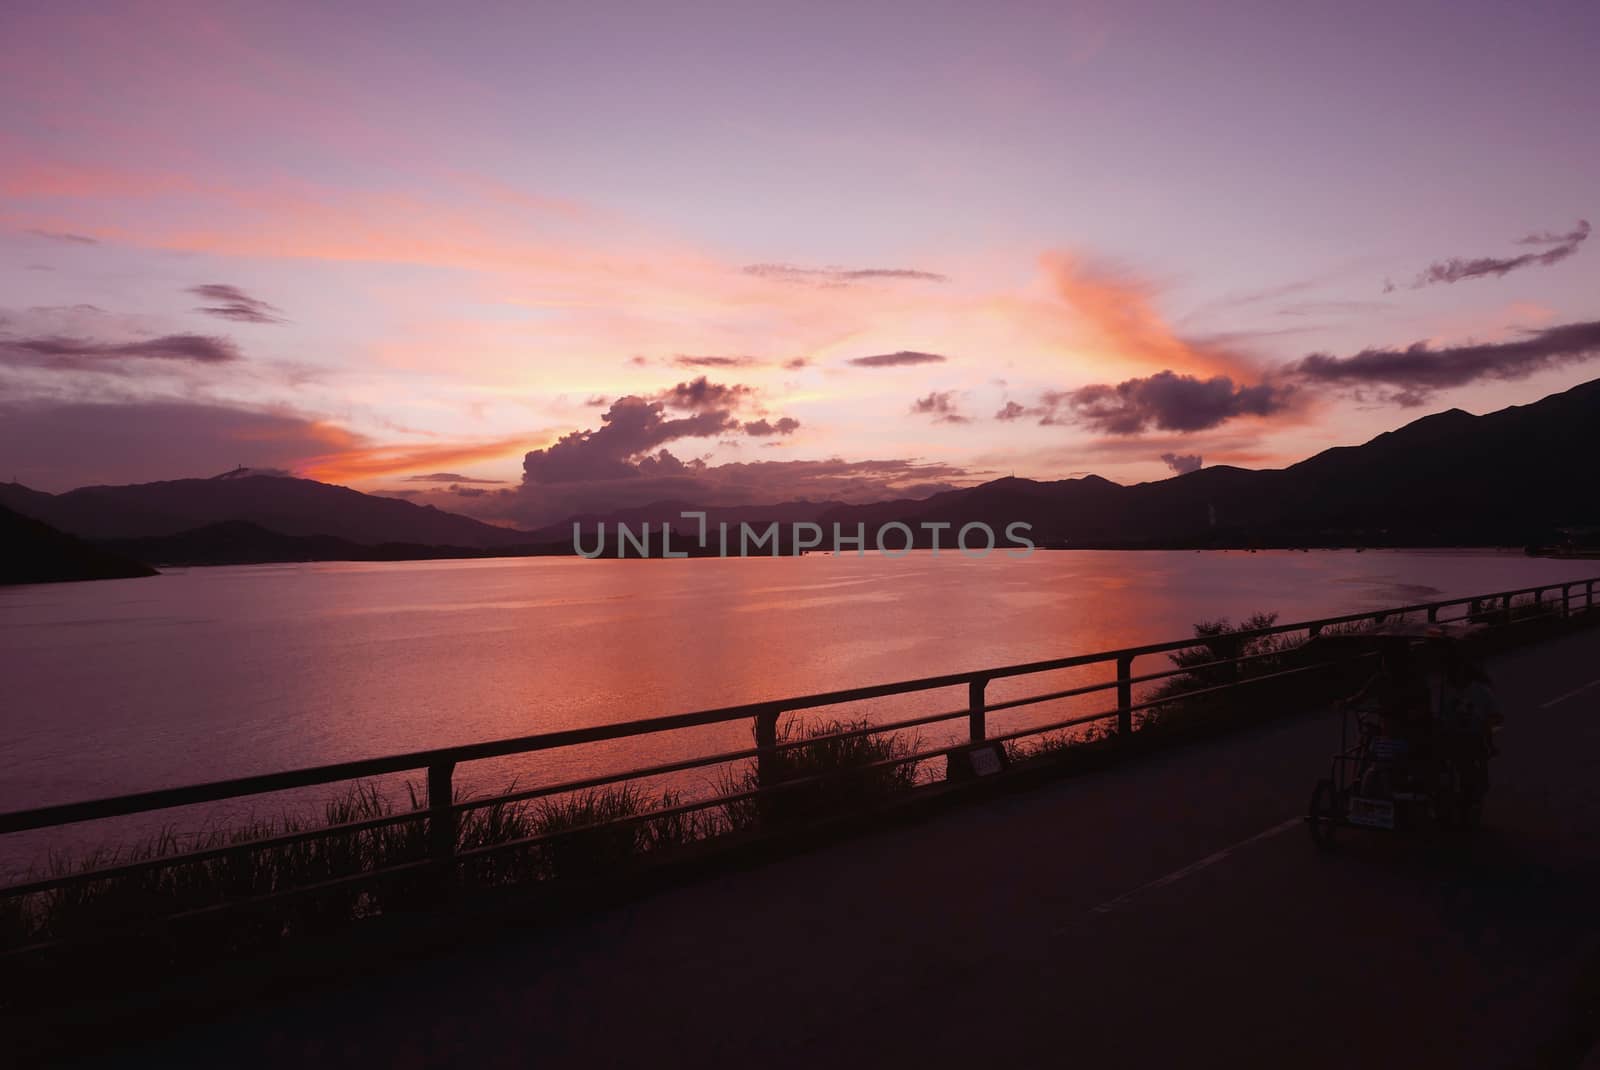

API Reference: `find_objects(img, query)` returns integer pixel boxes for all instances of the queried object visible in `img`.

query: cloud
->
[402,472,507,484]
[583,395,608,406]
[502,394,974,525]
[741,417,800,437]
[522,396,739,484]
[995,400,1027,421]
[847,350,948,368]
[782,357,811,370]
[499,454,976,528]
[1161,452,1203,475]
[0,331,241,371]
[1287,318,1600,405]
[25,228,98,245]
[1041,253,1255,379]
[910,391,969,424]
[296,434,533,484]
[0,395,530,492]
[1052,371,1294,434]
[672,354,760,368]
[1409,220,1589,288]
[187,283,284,324]
[0,398,349,490]
[654,375,755,412]
[742,264,947,286]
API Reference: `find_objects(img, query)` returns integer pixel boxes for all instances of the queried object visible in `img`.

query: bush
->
[718,717,921,831]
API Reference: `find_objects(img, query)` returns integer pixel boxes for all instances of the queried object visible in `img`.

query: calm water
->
[2,550,1596,868]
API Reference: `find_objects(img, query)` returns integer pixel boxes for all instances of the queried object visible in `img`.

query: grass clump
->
[526,785,710,880]
[718,717,921,831]
[0,780,713,961]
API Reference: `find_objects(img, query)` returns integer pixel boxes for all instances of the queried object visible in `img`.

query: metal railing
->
[2,575,1596,943]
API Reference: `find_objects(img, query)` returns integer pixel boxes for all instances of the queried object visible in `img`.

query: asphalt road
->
[96,627,1600,1068]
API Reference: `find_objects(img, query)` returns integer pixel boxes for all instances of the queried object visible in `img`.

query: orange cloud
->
[1041,252,1257,380]
[297,431,539,485]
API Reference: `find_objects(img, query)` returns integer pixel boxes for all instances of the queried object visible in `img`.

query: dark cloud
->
[847,350,948,368]
[783,357,811,370]
[498,454,974,528]
[673,354,760,368]
[26,229,98,245]
[1517,220,1593,246]
[1054,371,1293,434]
[187,284,284,324]
[1288,318,1600,405]
[502,393,974,526]
[655,375,755,412]
[1409,219,1589,288]
[403,472,506,484]
[742,417,800,437]
[0,332,242,371]
[995,400,1027,421]
[0,398,345,490]
[522,396,738,484]
[1161,452,1203,475]
[742,264,947,286]
[910,391,969,424]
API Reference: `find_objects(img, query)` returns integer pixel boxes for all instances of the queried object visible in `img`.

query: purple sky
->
[1,0,1597,524]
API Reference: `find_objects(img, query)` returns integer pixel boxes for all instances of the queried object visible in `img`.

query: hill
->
[7,378,1599,564]
[0,504,159,585]
[0,471,530,548]
[813,377,1600,548]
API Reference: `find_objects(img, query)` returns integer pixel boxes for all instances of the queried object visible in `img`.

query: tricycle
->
[1306,622,1496,848]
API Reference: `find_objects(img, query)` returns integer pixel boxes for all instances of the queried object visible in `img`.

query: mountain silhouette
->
[0,504,158,585]
[815,377,1600,548]
[0,472,530,548]
[5,378,1599,567]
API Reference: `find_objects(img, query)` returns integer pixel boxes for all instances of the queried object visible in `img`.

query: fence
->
[2,575,1595,952]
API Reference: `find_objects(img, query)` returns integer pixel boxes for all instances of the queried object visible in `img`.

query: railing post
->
[1502,593,1514,625]
[1116,655,1134,738]
[1562,584,1571,619]
[427,760,456,875]
[968,677,988,743]
[755,706,781,791]
[1426,604,1439,623]
[1589,580,1596,614]
[1308,623,1324,638]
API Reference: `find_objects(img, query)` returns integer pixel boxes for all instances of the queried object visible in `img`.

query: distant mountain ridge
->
[811,377,1600,548]
[4,379,1599,567]
[0,472,531,548]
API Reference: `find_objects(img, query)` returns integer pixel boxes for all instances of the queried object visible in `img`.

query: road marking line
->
[1079,817,1303,920]
[1539,678,1600,710]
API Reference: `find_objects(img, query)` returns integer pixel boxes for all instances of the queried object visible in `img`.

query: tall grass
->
[717,716,922,831]
[0,779,710,957]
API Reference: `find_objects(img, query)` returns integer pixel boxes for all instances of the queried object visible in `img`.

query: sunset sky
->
[2,0,1597,526]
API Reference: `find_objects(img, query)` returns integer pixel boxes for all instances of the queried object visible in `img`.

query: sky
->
[2,0,1597,527]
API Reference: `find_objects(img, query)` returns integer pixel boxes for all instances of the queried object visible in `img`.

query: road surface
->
[91,627,1600,1068]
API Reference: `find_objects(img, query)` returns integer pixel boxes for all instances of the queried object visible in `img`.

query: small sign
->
[969,744,1004,777]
